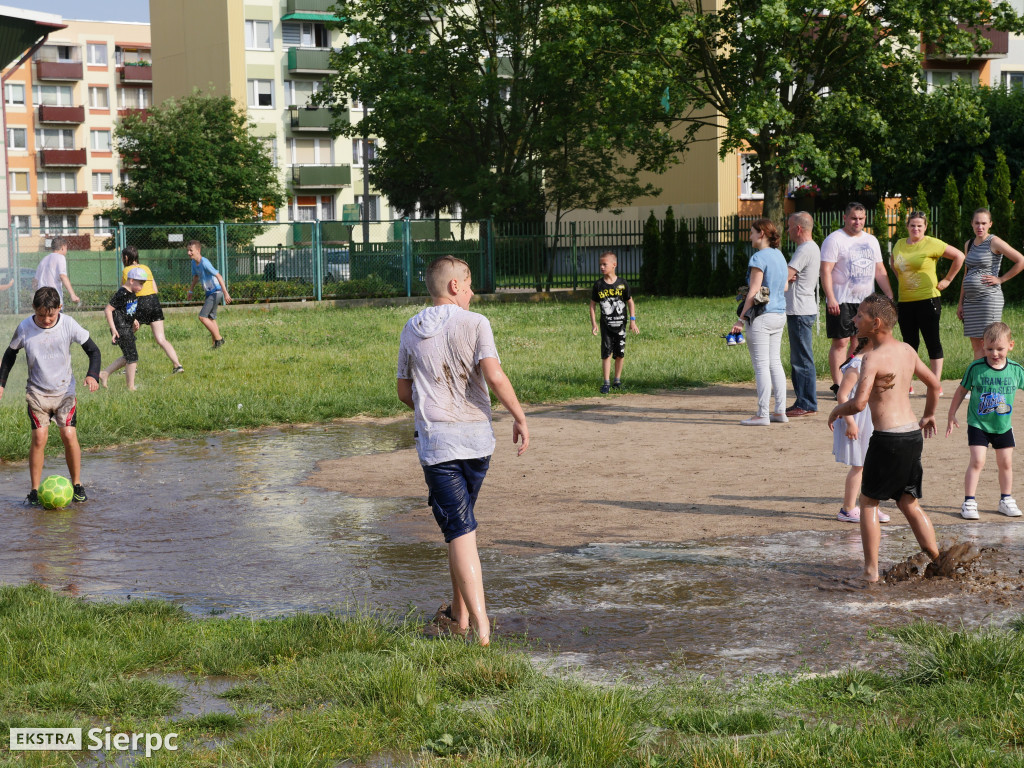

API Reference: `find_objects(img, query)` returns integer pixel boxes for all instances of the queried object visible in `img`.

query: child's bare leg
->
[448,531,490,645]
[58,426,82,486]
[99,356,126,388]
[965,445,986,497]
[859,492,883,582]
[601,356,611,382]
[150,320,181,367]
[897,493,940,560]
[995,446,1014,495]
[613,356,624,380]
[125,362,138,391]
[29,425,48,489]
[844,466,862,511]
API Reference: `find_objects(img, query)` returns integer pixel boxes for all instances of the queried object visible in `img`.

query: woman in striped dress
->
[958,208,1024,359]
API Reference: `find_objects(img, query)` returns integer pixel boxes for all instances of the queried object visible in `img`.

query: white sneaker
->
[740,415,770,426]
[769,412,789,423]
[961,499,979,520]
[999,496,1022,517]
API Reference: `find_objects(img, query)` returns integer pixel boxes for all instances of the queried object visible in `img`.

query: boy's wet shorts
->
[600,324,626,359]
[199,291,221,319]
[26,391,77,430]
[861,428,923,502]
[422,456,491,543]
[115,323,138,364]
[825,302,860,339]
[968,425,1015,449]
[135,294,165,325]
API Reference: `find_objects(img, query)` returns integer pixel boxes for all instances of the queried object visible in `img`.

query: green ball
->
[39,475,74,510]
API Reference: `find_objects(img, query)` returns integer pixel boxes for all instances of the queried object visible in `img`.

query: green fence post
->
[403,217,413,297]
[115,223,125,254]
[313,219,323,302]
[11,229,19,315]
[216,222,227,288]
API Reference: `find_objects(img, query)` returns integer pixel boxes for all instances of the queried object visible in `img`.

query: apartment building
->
[4,19,151,249]
[152,0,385,226]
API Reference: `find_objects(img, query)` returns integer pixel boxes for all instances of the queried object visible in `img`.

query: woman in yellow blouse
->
[890,211,965,388]
[120,246,184,374]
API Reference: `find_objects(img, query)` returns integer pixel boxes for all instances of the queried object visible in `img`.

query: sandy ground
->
[308,381,1010,557]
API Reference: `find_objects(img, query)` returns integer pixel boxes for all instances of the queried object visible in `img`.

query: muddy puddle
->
[2,422,1023,680]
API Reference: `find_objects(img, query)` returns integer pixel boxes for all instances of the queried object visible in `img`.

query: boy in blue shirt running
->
[186,240,232,348]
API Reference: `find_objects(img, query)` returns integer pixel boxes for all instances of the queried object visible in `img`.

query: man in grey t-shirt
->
[785,212,820,416]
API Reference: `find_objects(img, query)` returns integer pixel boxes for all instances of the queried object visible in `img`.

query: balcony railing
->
[287,47,333,73]
[925,26,1008,60]
[119,64,153,82]
[39,148,87,167]
[286,0,339,13]
[38,105,85,123]
[117,108,150,120]
[289,106,344,131]
[36,59,84,80]
[292,164,351,188]
[42,191,89,210]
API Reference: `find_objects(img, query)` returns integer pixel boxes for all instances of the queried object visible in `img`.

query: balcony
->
[285,0,339,14]
[117,108,149,120]
[925,26,1008,60]
[289,106,343,131]
[119,63,153,82]
[39,148,87,167]
[42,192,89,210]
[287,47,333,74]
[36,59,83,80]
[292,164,351,188]
[38,105,85,124]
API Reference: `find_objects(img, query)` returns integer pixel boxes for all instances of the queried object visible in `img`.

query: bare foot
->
[99,371,109,388]
[127,386,137,392]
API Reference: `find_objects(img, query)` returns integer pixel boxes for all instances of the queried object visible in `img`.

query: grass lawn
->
[0,296,1001,461]
[1,584,1022,766]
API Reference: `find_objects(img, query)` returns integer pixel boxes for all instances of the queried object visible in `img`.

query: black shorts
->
[967,425,1015,449]
[135,294,165,325]
[600,324,626,359]
[826,302,860,339]
[115,328,138,364]
[861,429,924,502]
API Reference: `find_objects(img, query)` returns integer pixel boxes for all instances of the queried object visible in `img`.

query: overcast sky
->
[24,0,148,24]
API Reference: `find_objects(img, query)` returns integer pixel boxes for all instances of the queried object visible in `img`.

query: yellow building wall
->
[151,0,246,102]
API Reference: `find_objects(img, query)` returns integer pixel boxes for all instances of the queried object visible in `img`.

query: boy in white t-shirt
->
[0,287,101,505]
[397,256,529,645]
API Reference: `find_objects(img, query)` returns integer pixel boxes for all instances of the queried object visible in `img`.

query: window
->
[93,215,112,235]
[41,215,78,234]
[119,87,151,109]
[245,20,273,50]
[291,194,334,221]
[1004,71,1024,89]
[247,79,274,108]
[4,82,24,106]
[356,194,379,220]
[36,128,75,149]
[87,43,107,65]
[740,154,762,199]
[38,172,77,192]
[926,70,975,90]
[115,46,151,65]
[12,215,30,235]
[290,137,333,164]
[91,129,112,151]
[282,21,327,48]
[120,169,131,187]
[7,127,26,150]
[263,136,278,167]
[284,79,320,107]
[352,138,377,166]
[9,171,28,194]
[39,44,76,63]
[92,172,113,193]
[89,86,109,108]
[32,84,73,106]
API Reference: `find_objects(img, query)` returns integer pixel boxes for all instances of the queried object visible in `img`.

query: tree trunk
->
[759,163,787,231]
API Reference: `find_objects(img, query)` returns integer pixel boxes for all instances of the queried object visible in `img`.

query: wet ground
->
[2,422,1023,680]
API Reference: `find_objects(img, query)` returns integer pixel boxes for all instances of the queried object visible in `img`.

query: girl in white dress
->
[832,338,891,524]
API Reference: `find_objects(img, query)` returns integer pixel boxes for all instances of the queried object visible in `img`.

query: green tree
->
[658,207,677,295]
[673,219,691,296]
[108,92,283,227]
[989,148,1013,237]
[711,247,731,297]
[320,0,681,229]
[872,197,889,245]
[1012,172,1024,250]
[962,155,989,244]
[557,0,1021,226]
[640,212,662,294]
[939,173,961,247]
[689,218,712,296]
[914,184,930,219]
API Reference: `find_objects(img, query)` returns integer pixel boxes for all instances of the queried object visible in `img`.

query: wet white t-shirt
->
[9,313,90,396]
[820,230,883,305]
[397,305,498,466]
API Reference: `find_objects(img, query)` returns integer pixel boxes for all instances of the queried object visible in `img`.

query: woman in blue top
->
[731,217,790,426]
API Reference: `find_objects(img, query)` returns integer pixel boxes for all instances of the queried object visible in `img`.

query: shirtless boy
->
[827,294,941,582]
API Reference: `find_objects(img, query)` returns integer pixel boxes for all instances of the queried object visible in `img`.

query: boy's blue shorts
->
[423,457,491,543]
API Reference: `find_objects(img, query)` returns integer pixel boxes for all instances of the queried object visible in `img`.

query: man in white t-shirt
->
[784,212,820,416]
[32,236,80,306]
[820,202,893,397]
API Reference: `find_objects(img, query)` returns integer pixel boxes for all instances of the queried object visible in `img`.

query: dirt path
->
[308,382,1005,556]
